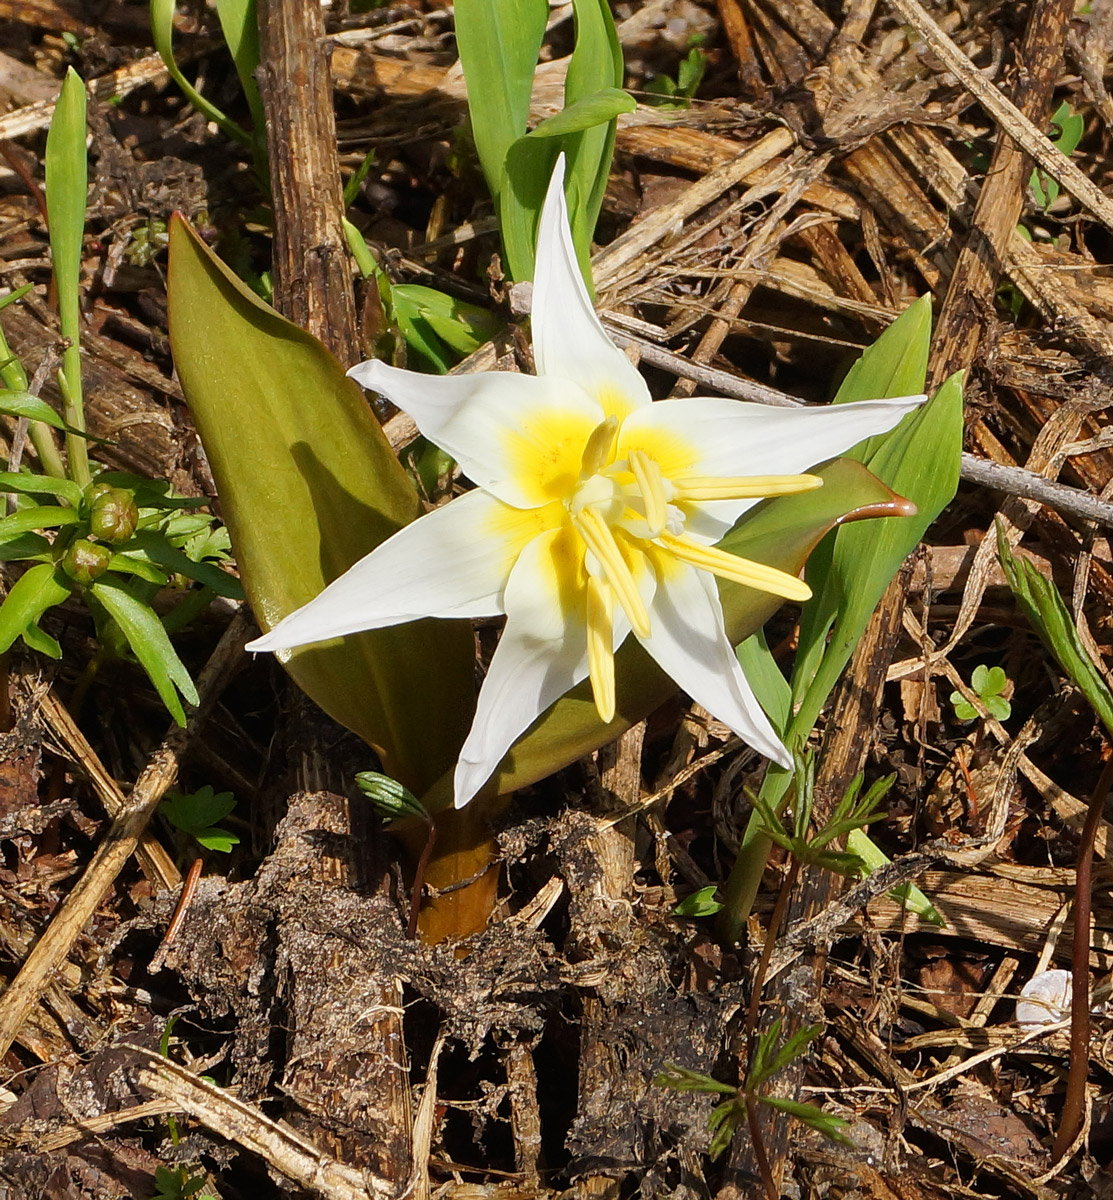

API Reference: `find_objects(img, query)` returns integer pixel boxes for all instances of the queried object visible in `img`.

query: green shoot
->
[1030,101,1084,210]
[646,46,708,108]
[672,885,723,917]
[951,663,1011,721]
[44,69,89,488]
[656,1021,851,1159]
[159,786,239,853]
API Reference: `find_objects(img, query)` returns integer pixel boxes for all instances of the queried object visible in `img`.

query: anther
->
[627,449,669,537]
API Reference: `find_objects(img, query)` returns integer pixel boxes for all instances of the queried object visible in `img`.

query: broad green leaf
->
[0,532,51,561]
[0,563,70,657]
[44,68,90,487]
[525,88,636,139]
[416,457,910,812]
[167,216,475,792]
[90,575,199,726]
[149,0,251,145]
[455,0,548,203]
[0,472,83,508]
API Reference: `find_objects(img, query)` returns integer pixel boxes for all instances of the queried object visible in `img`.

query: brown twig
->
[0,612,249,1061]
[1052,754,1113,1160]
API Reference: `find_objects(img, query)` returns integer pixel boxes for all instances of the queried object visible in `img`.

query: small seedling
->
[153,1165,212,1200]
[159,786,239,853]
[951,663,1011,722]
[657,1021,851,1159]
[1030,101,1084,210]
[673,885,723,917]
[646,46,708,108]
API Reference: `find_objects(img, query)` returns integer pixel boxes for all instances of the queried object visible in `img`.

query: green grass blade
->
[44,68,90,488]
[168,216,475,792]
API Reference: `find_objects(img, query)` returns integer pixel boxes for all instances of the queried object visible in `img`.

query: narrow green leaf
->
[117,530,243,598]
[0,390,66,430]
[0,563,70,657]
[168,216,475,792]
[215,0,266,134]
[90,575,199,726]
[44,68,90,487]
[455,0,548,202]
[149,0,251,144]
[736,629,791,737]
[0,472,83,508]
[525,88,636,139]
[560,0,625,284]
[998,524,1113,739]
[0,506,81,538]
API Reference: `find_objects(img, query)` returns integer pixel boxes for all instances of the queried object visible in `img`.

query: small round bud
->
[62,539,112,585]
[89,487,138,543]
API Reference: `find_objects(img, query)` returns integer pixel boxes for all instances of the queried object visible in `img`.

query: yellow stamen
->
[627,449,669,537]
[673,474,822,502]
[586,577,616,723]
[580,415,619,478]
[574,508,651,638]
[658,533,812,602]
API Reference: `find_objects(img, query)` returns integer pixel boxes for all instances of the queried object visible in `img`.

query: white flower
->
[247,157,925,809]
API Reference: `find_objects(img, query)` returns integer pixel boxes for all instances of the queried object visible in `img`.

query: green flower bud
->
[355,771,430,822]
[88,487,138,543]
[62,538,112,585]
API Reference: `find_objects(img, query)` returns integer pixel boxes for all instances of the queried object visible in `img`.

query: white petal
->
[639,560,790,768]
[247,490,543,652]
[350,358,604,510]
[531,156,651,420]
[619,395,926,539]
[454,527,590,807]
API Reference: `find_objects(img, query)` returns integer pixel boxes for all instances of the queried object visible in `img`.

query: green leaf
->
[0,390,66,430]
[560,0,626,286]
[415,457,914,812]
[114,530,243,598]
[673,885,723,917]
[215,0,265,134]
[45,69,90,488]
[90,575,199,725]
[150,0,251,145]
[455,0,548,203]
[844,827,945,924]
[167,216,475,792]
[998,524,1113,739]
[970,662,990,693]
[0,563,70,657]
[525,88,636,139]
[721,298,960,941]
[736,629,791,737]
[0,506,81,537]
[0,472,83,508]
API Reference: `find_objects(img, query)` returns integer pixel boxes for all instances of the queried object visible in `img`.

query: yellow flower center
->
[563,416,823,724]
